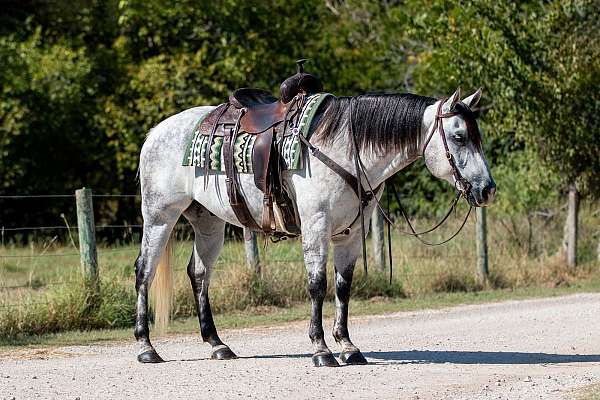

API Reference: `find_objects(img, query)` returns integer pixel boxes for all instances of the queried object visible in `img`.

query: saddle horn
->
[280,58,323,103]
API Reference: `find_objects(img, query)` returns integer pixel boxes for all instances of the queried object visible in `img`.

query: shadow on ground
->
[362,350,600,365]
[172,350,600,365]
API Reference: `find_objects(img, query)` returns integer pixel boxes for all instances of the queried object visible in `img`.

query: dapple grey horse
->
[134,88,496,367]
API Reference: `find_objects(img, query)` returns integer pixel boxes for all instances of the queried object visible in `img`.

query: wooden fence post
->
[371,208,386,272]
[244,228,260,277]
[76,188,99,292]
[565,183,579,267]
[476,207,489,283]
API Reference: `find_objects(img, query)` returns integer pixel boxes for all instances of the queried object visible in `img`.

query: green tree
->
[399,0,599,193]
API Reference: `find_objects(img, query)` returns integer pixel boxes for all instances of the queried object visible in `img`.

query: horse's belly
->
[191,171,266,228]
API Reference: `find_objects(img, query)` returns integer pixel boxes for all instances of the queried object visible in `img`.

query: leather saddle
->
[197,60,323,237]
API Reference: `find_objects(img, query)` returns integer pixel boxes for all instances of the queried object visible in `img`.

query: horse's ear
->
[463,88,482,108]
[443,88,461,112]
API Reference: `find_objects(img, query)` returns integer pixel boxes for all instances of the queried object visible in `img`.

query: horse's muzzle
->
[471,181,496,207]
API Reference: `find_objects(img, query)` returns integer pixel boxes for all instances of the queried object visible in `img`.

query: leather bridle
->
[422,98,474,198]
[382,98,478,246]
[300,95,481,278]
[350,96,477,238]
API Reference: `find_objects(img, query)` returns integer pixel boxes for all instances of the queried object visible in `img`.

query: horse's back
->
[139,106,215,201]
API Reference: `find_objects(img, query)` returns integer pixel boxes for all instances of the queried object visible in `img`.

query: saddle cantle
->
[229,88,277,108]
[195,60,323,238]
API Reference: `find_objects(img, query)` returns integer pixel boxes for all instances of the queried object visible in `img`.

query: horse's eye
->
[453,134,466,145]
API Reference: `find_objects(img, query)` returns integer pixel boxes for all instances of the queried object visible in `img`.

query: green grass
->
[0,206,598,345]
[1,284,597,351]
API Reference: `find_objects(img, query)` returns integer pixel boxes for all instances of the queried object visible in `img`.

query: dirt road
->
[2,293,600,399]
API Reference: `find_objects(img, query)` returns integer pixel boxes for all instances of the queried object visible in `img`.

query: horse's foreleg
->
[332,236,368,365]
[302,225,338,367]
[183,203,236,360]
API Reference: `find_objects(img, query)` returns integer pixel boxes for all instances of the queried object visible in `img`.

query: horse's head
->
[422,88,496,207]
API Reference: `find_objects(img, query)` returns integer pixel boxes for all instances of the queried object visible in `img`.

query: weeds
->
[0,206,598,338]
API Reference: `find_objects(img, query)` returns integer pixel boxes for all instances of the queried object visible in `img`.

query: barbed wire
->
[0,192,475,308]
[0,244,471,259]
[1,224,144,232]
[92,194,140,198]
[0,252,80,258]
[0,194,75,199]
[0,247,140,259]
[0,223,198,233]
[0,194,140,199]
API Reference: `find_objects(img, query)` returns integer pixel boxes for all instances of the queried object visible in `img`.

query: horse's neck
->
[360,102,438,186]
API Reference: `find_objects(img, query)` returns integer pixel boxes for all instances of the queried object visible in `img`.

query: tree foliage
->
[0,0,597,237]
[405,0,599,193]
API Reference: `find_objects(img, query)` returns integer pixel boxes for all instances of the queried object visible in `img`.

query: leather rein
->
[301,96,476,276]
[361,98,475,246]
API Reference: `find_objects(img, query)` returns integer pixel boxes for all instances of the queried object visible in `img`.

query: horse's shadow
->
[362,350,600,365]
[239,350,600,365]
[172,350,600,365]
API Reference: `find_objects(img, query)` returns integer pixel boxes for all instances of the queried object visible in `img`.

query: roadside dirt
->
[2,293,600,399]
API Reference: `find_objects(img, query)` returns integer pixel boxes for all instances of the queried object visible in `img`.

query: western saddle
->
[198,59,323,238]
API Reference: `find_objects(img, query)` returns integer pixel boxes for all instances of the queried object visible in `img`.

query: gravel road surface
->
[2,293,600,399]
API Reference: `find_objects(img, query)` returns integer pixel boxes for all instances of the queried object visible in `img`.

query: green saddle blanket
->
[182,93,332,172]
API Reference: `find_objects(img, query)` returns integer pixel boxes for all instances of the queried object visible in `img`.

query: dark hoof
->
[211,346,238,360]
[137,349,165,363]
[340,351,368,365]
[312,353,340,367]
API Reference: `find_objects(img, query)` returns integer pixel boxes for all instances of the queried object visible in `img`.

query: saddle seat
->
[229,88,277,108]
[229,88,291,134]
[196,60,323,237]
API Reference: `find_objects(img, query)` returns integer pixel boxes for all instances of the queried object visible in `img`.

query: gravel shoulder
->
[2,293,600,400]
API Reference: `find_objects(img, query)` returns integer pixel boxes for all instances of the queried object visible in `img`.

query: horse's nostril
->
[481,184,496,203]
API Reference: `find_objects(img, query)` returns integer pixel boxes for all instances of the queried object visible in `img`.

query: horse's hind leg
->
[183,202,236,360]
[135,197,191,363]
[332,235,368,365]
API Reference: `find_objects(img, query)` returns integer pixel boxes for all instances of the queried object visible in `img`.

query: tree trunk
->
[562,183,579,268]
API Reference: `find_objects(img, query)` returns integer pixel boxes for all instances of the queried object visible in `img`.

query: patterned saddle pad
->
[182,93,332,172]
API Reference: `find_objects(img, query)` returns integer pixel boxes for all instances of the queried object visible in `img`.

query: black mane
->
[315,94,437,154]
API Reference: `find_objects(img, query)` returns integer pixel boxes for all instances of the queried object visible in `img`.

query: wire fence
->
[2,224,143,232]
[0,194,140,199]
[0,191,478,310]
